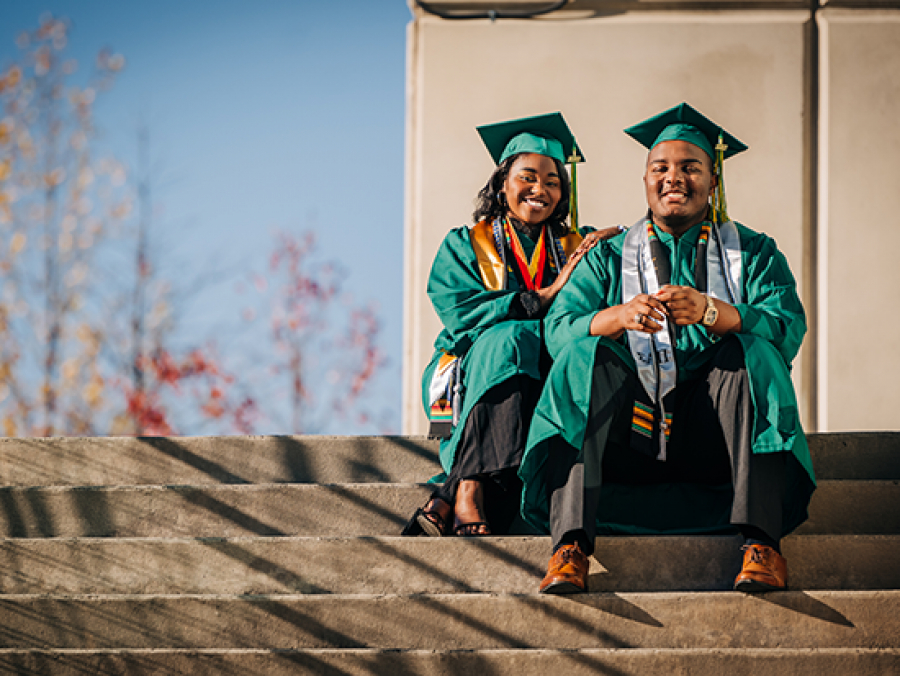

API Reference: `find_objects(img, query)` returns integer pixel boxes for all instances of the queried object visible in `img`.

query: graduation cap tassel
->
[568,147,581,234]
[713,132,729,225]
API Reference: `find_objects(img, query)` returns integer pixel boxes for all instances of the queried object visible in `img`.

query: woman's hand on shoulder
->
[558,225,622,283]
[570,225,623,257]
[535,225,622,310]
[579,224,625,248]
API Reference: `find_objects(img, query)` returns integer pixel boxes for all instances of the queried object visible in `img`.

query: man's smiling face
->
[643,139,716,235]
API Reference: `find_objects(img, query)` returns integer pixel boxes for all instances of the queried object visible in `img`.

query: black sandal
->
[401,500,450,537]
[451,478,491,536]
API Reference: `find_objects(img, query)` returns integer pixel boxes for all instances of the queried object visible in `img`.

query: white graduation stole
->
[620,217,742,460]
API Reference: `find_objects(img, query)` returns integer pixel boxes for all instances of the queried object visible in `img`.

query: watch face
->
[700,295,717,326]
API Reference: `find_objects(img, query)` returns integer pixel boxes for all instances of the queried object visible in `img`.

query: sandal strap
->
[421,507,449,535]
[402,504,449,537]
[454,521,491,536]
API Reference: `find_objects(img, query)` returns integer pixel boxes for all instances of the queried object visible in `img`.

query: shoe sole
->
[734,578,787,593]
[416,513,444,537]
[539,580,586,595]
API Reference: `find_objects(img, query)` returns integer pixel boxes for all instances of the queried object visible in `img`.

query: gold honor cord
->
[713,132,730,225]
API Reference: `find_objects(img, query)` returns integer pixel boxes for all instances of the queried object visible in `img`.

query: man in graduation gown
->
[518,103,816,593]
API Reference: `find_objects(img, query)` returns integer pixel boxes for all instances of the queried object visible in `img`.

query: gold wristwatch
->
[701,294,718,327]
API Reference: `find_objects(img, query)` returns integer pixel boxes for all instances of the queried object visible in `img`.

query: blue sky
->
[0,1,410,433]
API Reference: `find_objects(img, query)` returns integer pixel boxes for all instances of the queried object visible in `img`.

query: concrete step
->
[1,535,897,595]
[0,480,896,539]
[808,432,900,480]
[0,648,897,676]
[0,591,895,650]
[0,436,440,487]
[1,432,897,488]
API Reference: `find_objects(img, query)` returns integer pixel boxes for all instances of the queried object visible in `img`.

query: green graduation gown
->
[519,220,816,535]
[423,224,571,477]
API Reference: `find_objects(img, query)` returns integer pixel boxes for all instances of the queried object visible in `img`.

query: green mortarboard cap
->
[623,102,747,161]
[477,112,584,166]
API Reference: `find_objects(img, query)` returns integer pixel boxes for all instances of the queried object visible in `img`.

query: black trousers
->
[546,337,787,554]
[432,374,541,533]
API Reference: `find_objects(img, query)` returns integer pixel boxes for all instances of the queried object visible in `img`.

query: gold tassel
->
[713,133,729,225]
[567,147,582,234]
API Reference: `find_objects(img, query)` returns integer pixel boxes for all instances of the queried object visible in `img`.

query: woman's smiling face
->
[501,153,562,226]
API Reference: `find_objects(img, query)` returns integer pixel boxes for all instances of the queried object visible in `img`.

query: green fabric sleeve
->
[734,227,807,365]
[427,227,517,355]
[544,241,615,359]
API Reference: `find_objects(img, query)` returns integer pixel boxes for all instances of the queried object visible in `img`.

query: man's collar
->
[647,218,709,246]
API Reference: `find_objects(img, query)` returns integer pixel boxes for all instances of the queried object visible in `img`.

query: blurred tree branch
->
[0,14,391,437]
[0,15,128,435]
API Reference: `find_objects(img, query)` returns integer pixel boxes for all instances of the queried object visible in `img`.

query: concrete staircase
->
[0,432,897,674]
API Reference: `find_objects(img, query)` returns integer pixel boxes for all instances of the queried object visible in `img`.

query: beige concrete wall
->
[404,1,898,434]
[817,8,900,431]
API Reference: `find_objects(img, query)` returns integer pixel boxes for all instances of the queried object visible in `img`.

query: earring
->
[497,192,507,206]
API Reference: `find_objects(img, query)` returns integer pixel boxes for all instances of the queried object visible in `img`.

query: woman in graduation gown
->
[403,113,620,537]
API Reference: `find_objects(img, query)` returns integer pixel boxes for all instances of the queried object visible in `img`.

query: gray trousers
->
[547,337,787,553]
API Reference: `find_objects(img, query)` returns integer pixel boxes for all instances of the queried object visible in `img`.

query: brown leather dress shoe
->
[539,543,589,594]
[734,544,788,592]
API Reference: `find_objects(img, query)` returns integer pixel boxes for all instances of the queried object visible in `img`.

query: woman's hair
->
[472,153,572,237]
